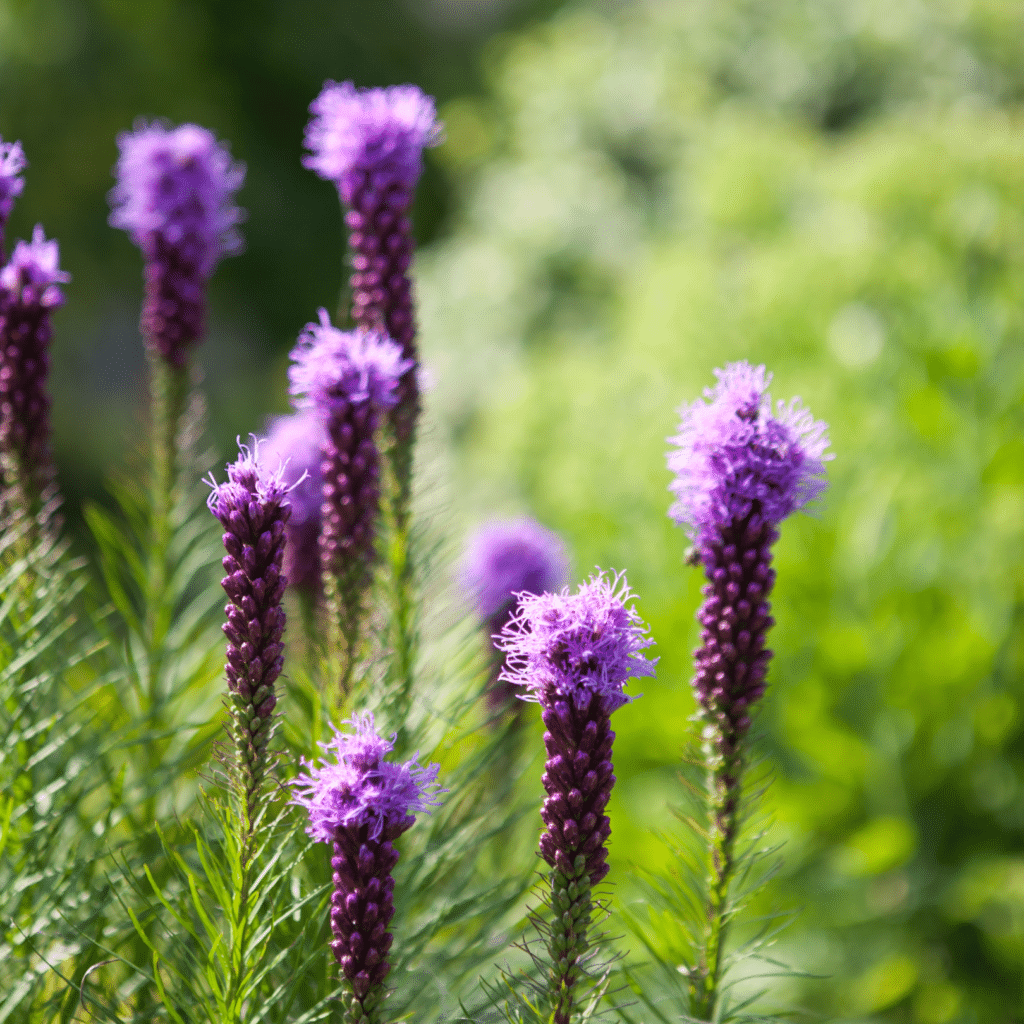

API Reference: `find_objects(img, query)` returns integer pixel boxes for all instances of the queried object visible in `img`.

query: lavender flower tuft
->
[0,226,70,512]
[290,713,440,1022]
[461,518,570,712]
[260,410,327,593]
[304,81,441,495]
[499,571,654,1024]
[289,309,410,668]
[0,138,26,258]
[207,440,291,821]
[109,121,245,367]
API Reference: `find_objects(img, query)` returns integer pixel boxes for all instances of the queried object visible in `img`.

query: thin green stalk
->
[691,717,745,1021]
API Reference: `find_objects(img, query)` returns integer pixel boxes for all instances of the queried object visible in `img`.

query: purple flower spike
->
[304,81,441,492]
[289,309,410,663]
[0,226,70,510]
[460,518,570,713]
[260,410,327,593]
[667,362,831,739]
[207,440,292,815]
[498,571,654,1024]
[109,121,245,368]
[0,138,26,259]
[290,712,440,1020]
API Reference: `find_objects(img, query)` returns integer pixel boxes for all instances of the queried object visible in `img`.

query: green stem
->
[548,854,593,1024]
[691,717,744,1021]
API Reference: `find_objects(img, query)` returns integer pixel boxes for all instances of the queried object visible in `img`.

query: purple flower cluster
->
[0,226,70,508]
[667,362,830,741]
[109,122,245,367]
[0,137,26,258]
[291,713,439,1020]
[289,310,410,655]
[207,441,292,810]
[260,411,326,592]
[499,572,654,1024]
[461,518,570,712]
[304,82,441,488]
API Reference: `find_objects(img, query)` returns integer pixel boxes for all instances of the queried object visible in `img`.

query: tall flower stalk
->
[0,226,69,525]
[109,122,245,677]
[207,441,292,834]
[461,518,569,716]
[667,362,830,1020]
[290,713,440,1024]
[303,81,440,509]
[0,136,26,264]
[498,571,656,1024]
[288,310,409,683]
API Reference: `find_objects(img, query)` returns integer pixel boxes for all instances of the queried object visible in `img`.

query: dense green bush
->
[418,3,1024,1020]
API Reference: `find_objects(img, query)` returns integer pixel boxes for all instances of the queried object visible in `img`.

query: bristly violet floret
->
[207,439,292,824]
[109,121,245,367]
[0,226,70,513]
[0,137,26,257]
[288,309,410,668]
[260,410,327,593]
[303,81,441,503]
[290,713,440,1022]
[498,571,654,1024]
[461,518,570,713]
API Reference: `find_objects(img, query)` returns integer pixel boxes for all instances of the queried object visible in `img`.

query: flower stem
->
[547,854,593,1024]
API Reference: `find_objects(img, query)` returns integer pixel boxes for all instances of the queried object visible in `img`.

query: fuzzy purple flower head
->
[667,362,831,541]
[259,410,324,525]
[206,437,292,522]
[0,226,70,307]
[291,712,441,843]
[499,571,656,714]
[289,309,410,415]
[0,138,26,227]
[461,518,570,623]
[109,122,245,276]
[303,82,442,204]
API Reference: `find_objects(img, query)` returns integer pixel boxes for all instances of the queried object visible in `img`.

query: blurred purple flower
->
[0,226,69,508]
[260,410,327,593]
[290,712,440,1010]
[109,122,245,367]
[303,81,441,491]
[0,137,26,258]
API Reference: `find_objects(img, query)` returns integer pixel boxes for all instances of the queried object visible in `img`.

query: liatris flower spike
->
[498,571,656,1024]
[260,410,327,595]
[207,440,292,828]
[666,361,830,1018]
[0,137,26,261]
[304,81,441,494]
[0,226,70,517]
[290,712,440,1024]
[461,518,570,713]
[289,309,410,674]
[109,122,245,368]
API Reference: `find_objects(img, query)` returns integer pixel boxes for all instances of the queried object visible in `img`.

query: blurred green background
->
[3,0,1024,1020]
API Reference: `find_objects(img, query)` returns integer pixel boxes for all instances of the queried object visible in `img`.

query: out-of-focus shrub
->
[419,2,1024,1018]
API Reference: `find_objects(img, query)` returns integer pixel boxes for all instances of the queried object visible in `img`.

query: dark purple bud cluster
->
[208,442,291,813]
[499,572,654,1024]
[109,122,244,368]
[291,714,440,1023]
[0,226,69,512]
[303,82,441,492]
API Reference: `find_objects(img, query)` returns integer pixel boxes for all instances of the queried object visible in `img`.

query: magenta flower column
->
[498,572,655,1024]
[303,82,441,501]
[0,227,70,516]
[290,713,440,1024]
[460,518,569,714]
[289,310,410,673]
[0,137,26,263]
[666,361,830,1018]
[207,442,292,825]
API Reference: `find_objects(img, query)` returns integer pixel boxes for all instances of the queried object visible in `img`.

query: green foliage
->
[417,1,1024,1019]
